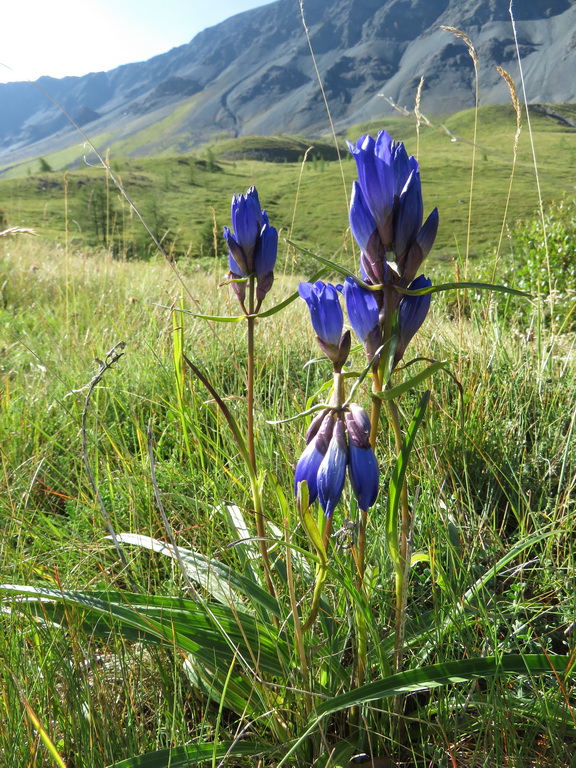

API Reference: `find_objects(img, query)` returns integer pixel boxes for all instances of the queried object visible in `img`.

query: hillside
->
[0,0,575,174]
[1,104,575,262]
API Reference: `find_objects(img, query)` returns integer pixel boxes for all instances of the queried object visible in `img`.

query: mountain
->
[0,0,575,172]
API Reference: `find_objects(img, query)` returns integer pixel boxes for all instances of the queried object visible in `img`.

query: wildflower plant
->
[1,131,564,768]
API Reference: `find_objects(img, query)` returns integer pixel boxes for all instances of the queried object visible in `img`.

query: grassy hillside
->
[1,93,576,764]
[0,104,575,264]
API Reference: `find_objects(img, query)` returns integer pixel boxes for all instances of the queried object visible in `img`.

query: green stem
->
[355,507,369,692]
[387,396,410,674]
[285,516,310,702]
[369,369,382,450]
[246,277,275,598]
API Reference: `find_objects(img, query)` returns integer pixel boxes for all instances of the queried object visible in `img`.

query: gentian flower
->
[224,186,278,309]
[394,274,432,366]
[317,419,348,519]
[294,411,334,504]
[345,404,379,512]
[299,281,350,369]
[294,405,379,517]
[347,130,438,290]
[342,276,381,359]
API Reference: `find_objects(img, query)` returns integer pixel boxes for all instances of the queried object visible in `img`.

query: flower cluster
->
[224,186,278,311]
[294,404,379,518]
[295,130,438,519]
[345,130,438,365]
[296,280,378,516]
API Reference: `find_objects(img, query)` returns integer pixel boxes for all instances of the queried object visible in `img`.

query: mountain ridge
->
[0,0,575,171]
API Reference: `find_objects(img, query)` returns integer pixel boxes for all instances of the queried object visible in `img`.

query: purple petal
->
[394,169,424,261]
[343,276,380,343]
[348,443,379,511]
[317,420,348,518]
[416,208,439,258]
[254,220,278,278]
[349,181,377,253]
[395,274,432,365]
[295,413,334,504]
[224,227,248,275]
[230,188,261,268]
[294,441,324,505]
[298,281,343,346]
[349,132,395,227]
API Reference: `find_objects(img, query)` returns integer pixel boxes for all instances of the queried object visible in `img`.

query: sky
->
[0,0,272,84]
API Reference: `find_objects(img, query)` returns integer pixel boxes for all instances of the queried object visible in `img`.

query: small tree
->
[38,157,53,173]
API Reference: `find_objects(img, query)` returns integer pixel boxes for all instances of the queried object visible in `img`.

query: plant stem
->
[285,517,310,695]
[387,396,411,674]
[246,277,275,598]
[355,507,369,692]
[369,368,382,450]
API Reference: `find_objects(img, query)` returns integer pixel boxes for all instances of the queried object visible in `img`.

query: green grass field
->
[1,101,575,768]
[1,104,575,263]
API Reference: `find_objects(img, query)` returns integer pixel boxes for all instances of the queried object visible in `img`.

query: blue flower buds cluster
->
[345,130,438,365]
[224,186,278,310]
[298,281,351,371]
[294,404,379,518]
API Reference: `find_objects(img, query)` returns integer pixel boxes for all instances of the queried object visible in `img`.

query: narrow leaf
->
[106,739,274,768]
[386,391,430,567]
[374,362,447,401]
[313,653,572,716]
[394,281,530,298]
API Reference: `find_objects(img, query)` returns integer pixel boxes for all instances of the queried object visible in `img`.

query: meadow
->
[0,100,575,768]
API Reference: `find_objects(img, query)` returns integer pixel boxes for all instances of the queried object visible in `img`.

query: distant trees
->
[38,158,53,173]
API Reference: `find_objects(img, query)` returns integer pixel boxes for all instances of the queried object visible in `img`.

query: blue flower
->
[349,181,377,254]
[299,281,351,368]
[347,132,397,235]
[345,405,379,512]
[228,187,262,272]
[342,277,379,342]
[348,444,379,512]
[299,281,343,345]
[347,130,438,289]
[394,169,423,262]
[295,406,379,517]
[224,186,278,307]
[342,276,381,359]
[317,419,348,519]
[394,274,432,365]
[294,412,334,504]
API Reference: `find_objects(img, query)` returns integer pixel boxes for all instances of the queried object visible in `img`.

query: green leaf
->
[284,241,530,300]
[285,239,356,280]
[173,309,246,322]
[257,267,328,317]
[105,739,274,768]
[0,585,289,677]
[374,362,447,401]
[313,653,572,716]
[276,653,572,767]
[395,281,530,298]
[386,390,430,568]
[267,403,329,426]
[113,533,281,617]
[170,266,329,322]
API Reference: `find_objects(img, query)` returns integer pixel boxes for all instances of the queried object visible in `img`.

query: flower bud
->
[294,412,334,504]
[317,419,348,519]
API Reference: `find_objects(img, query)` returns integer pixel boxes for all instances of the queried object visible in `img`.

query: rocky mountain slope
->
[0,0,574,170]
